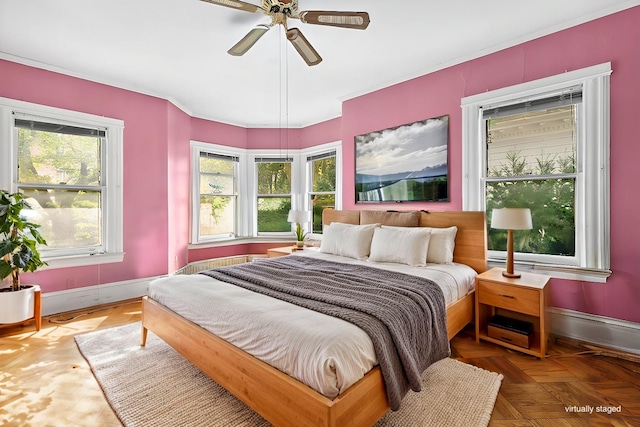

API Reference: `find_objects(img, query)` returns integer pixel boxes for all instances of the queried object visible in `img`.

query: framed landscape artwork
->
[355,115,449,203]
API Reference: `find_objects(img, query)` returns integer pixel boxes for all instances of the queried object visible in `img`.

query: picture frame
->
[355,115,449,203]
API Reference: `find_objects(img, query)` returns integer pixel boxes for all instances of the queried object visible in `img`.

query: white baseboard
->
[548,307,640,355]
[42,276,161,316]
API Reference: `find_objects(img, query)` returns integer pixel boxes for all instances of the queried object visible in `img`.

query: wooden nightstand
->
[267,246,296,258]
[475,267,551,358]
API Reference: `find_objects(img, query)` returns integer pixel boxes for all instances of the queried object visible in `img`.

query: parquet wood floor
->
[1,299,639,427]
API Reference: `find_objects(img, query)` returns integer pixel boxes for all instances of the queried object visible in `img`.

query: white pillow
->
[320,222,378,260]
[424,226,458,264]
[368,227,431,266]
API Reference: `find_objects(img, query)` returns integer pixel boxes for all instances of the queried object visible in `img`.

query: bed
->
[141,209,487,427]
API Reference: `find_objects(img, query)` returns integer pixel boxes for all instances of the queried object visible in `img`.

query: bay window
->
[191,141,340,244]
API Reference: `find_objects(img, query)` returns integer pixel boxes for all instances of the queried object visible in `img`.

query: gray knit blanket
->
[200,255,450,410]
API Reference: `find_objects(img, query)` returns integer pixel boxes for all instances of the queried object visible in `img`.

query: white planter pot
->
[0,284,38,324]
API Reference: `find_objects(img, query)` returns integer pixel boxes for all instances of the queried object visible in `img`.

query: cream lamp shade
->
[287,210,311,224]
[491,208,532,278]
[491,208,532,231]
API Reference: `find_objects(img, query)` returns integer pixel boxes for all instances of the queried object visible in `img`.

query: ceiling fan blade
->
[299,11,370,30]
[286,28,322,66]
[228,24,271,56]
[199,0,264,14]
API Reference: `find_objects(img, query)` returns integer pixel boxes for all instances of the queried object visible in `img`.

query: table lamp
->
[491,208,532,278]
[287,210,311,247]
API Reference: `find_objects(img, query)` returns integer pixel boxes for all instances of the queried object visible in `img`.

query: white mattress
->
[147,249,476,399]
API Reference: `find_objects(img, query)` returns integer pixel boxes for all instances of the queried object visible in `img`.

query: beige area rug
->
[75,323,502,427]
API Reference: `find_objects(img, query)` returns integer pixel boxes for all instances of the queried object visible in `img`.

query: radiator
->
[174,255,265,275]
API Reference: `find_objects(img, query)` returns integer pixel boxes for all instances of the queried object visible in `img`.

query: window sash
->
[482,94,580,263]
[194,148,240,242]
[14,117,108,259]
[255,159,292,235]
[307,152,336,234]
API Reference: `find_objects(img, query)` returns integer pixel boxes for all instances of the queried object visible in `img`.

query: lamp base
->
[502,271,521,279]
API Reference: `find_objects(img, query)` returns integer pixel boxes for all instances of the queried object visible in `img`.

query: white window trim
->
[0,97,124,270]
[461,63,612,282]
[189,141,342,246]
[190,141,247,244]
[250,150,297,237]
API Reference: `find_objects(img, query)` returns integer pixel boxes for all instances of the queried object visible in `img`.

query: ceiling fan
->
[201,0,370,66]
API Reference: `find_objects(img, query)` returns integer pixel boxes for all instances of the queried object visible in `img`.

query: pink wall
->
[0,62,329,290]
[191,117,247,148]
[1,6,638,324]
[167,103,191,272]
[340,6,640,323]
[301,117,342,148]
[0,61,172,292]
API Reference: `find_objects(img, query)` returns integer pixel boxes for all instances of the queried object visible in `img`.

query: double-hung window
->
[0,97,124,268]
[191,142,245,243]
[461,63,611,282]
[255,157,293,234]
[484,89,580,259]
[196,152,239,240]
[306,148,338,233]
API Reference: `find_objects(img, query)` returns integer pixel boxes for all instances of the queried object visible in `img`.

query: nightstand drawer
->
[477,281,540,316]
[487,324,532,349]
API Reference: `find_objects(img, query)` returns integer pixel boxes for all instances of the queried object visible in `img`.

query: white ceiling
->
[1,0,638,128]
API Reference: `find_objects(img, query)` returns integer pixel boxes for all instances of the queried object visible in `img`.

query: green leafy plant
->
[294,223,307,242]
[0,190,48,291]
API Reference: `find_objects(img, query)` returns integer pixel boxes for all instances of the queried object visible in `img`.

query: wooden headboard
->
[322,209,488,274]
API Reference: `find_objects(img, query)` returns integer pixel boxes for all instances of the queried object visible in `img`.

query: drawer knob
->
[498,294,515,299]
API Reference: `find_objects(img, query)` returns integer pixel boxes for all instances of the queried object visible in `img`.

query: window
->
[191,143,246,243]
[190,141,341,244]
[255,158,293,234]
[461,63,611,282]
[307,150,337,233]
[0,97,124,268]
[484,90,579,258]
[196,152,239,240]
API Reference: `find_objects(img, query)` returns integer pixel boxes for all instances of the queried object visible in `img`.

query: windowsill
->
[41,252,125,270]
[189,236,295,250]
[487,259,611,283]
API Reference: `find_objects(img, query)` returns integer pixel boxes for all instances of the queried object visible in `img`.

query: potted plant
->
[287,210,310,248]
[294,222,308,248]
[0,189,47,325]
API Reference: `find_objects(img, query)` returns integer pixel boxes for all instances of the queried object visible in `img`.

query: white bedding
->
[147,249,476,399]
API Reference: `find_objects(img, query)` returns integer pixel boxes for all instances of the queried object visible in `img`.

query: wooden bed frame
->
[141,209,487,427]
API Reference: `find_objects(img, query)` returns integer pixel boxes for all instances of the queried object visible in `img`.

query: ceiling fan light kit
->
[202,0,370,66]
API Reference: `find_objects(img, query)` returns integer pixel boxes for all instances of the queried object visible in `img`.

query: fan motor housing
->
[263,0,298,15]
